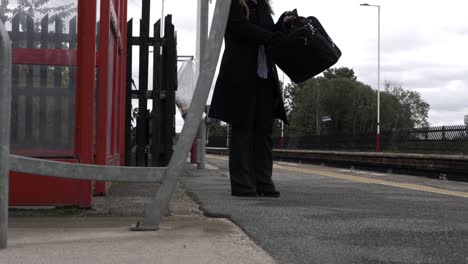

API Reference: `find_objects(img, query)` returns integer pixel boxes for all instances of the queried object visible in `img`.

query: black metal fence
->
[208,125,468,155]
[125,12,177,167]
[9,14,77,155]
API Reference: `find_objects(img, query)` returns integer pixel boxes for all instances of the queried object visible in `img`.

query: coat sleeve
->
[226,0,280,45]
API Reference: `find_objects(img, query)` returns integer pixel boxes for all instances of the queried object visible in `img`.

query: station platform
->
[3,154,468,264]
[182,154,468,264]
[3,170,275,264]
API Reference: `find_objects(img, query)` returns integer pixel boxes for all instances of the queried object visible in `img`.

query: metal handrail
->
[0,19,12,249]
[9,155,164,182]
[134,0,231,230]
[0,0,231,248]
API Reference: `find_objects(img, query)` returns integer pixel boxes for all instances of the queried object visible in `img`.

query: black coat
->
[208,0,288,126]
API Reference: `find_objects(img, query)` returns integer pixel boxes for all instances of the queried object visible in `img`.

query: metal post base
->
[129,222,160,231]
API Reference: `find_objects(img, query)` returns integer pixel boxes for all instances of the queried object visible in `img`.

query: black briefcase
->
[270,10,342,83]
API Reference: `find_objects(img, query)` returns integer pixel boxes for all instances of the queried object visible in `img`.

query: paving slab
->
[1,216,275,264]
[3,165,276,264]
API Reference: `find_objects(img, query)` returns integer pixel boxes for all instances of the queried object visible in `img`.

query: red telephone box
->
[6,0,128,207]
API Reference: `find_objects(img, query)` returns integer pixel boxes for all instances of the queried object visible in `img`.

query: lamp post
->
[195,0,210,169]
[360,3,381,152]
[280,72,286,149]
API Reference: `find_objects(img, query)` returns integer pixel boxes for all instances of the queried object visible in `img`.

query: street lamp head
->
[360,3,380,7]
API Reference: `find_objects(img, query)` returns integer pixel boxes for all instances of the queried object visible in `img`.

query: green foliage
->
[323,67,357,81]
[1,0,77,29]
[0,0,10,22]
[208,120,228,137]
[384,81,430,128]
[286,67,431,137]
[130,107,140,148]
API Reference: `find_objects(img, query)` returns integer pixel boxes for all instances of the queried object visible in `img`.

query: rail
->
[0,19,12,250]
[206,148,468,176]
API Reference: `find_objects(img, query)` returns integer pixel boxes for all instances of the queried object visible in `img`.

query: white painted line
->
[273,164,468,199]
[205,163,220,170]
[275,161,299,166]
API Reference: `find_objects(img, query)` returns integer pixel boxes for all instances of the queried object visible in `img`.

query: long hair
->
[239,0,273,18]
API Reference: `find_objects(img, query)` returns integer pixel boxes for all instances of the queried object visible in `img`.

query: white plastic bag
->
[176,60,196,115]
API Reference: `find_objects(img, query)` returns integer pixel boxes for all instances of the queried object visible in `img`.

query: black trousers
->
[229,76,277,194]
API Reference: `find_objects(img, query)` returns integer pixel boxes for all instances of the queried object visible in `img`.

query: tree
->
[207,120,229,147]
[384,81,430,128]
[208,120,228,137]
[1,0,76,29]
[285,67,431,138]
[323,67,357,81]
[287,67,374,136]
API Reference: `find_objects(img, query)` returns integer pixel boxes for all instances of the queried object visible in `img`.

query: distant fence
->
[8,14,77,156]
[208,125,468,155]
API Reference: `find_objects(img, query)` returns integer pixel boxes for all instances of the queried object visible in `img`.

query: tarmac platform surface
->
[3,154,468,264]
[181,155,468,264]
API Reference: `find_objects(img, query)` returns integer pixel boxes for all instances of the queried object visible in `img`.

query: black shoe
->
[231,192,258,197]
[258,191,280,198]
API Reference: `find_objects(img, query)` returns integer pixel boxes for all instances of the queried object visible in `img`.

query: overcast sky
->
[2,0,466,127]
[127,0,468,128]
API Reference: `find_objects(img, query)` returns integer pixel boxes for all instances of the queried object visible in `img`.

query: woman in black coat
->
[209,0,288,197]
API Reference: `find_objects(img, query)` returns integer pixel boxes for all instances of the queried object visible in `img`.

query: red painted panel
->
[9,159,92,208]
[96,52,100,66]
[76,0,96,164]
[94,0,128,196]
[12,48,77,66]
[110,0,123,54]
[8,0,97,208]
[11,149,73,157]
[120,0,128,166]
[7,0,132,207]
[95,0,120,196]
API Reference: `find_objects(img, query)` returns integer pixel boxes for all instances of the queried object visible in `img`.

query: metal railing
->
[0,19,12,250]
[0,0,231,248]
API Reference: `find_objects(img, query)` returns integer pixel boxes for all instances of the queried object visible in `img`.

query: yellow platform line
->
[207,155,468,199]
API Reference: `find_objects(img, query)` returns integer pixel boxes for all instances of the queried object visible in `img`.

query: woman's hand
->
[283,15,295,23]
[267,31,287,47]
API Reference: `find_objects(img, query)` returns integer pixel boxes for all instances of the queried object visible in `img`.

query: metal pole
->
[360,3,381,152]
[0,19,12,249]
[135,0,231,230]
[161,0,165,38]
[315,78,320,136]
[226,124,230,148]
[280,73,285,149]
[376,5,381,152]
[196,0,209,169]
[198,121,206,169]
[196,0,209,76]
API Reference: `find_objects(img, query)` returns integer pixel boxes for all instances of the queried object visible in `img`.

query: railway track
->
[206,147,468,180]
